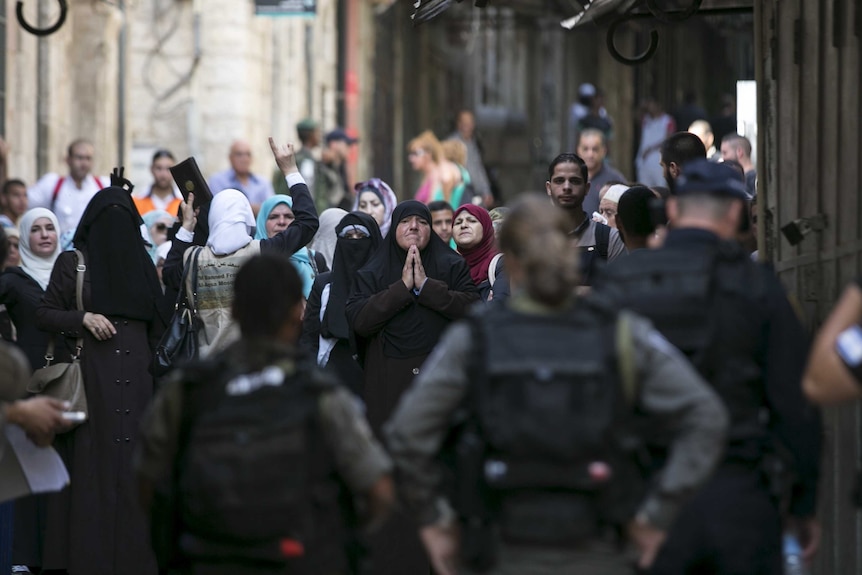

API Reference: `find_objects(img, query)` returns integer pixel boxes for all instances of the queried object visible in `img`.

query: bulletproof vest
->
[606,241,769,453]
[176,356,350,574]
[469,302,647,546]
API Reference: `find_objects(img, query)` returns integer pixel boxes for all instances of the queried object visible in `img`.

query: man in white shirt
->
[28,139,107,235]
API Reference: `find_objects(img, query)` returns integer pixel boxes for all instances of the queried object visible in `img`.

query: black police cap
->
[674,159,750,200]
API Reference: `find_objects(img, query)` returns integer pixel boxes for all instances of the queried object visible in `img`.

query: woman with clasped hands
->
[345,200,478,575]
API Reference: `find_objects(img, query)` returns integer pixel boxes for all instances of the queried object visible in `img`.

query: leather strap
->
[185,246,203,314]
[43,250,86,364]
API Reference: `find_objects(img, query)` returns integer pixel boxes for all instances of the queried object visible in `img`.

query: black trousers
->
[649,463,783,575]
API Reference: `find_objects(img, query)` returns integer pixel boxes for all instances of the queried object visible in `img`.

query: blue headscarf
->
[141,209,176,263]
[255,195,316,298]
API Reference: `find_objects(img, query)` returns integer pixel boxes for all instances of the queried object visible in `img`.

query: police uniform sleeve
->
[627,313,730,531]
[134,377,185,485]
[317,387,392,495]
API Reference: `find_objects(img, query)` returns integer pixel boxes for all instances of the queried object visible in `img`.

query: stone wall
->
[4,0,341,189]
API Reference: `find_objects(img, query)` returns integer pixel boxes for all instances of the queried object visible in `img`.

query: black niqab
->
[321,211,382,340]
[346,200,477,358]
[73,187,163,322]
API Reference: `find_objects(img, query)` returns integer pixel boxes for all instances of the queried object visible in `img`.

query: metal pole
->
[36,2,50,176]
[118,0,126,167]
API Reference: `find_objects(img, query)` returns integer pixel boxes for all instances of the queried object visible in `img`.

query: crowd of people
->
[0,104,853,575]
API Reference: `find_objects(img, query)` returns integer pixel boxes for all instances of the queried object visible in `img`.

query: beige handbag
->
[27,250,87,429]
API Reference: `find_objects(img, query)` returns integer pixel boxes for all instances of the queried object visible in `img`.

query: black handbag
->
[153,247,203,377]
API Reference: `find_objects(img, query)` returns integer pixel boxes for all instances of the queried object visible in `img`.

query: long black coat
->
[0,267,70,370]
[35,250,161,575]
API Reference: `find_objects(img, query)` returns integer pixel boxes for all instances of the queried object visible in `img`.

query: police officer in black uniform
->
[596,159,822,574]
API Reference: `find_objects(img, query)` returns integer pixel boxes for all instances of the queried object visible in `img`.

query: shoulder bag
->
[27,250,88,429]
[153,247,203,378]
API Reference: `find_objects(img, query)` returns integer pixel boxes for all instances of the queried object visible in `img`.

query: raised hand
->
[269,137,299,175]
[180,192,197,232]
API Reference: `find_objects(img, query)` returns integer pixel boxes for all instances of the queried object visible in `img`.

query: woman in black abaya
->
[301,211,382,396]
[36,186,165,575]
[345,200,478,575]
[346,200,478,432]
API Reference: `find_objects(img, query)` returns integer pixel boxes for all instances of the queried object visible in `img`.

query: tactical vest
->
[605,241,769,455]
[175,355,350,574]
[467,302,647,547]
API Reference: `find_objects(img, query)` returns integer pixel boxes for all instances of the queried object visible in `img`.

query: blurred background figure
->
[2,227,19,271]
[577,128,625,215]
[353,178,398,238]
[133,150,181,217]
[0,179,28,228]
[28,139,107,235]
[449,110,493,206]
[408,131,450,205]
[636,99,676,187]
[322,128,359,211]
[597,184,630,229]
[428,200,455,246]
[672,90,708,136]
[208,140,274,214]
[688,120,721,162]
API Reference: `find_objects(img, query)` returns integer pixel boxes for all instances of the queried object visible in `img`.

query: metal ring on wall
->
[16,0,68,37]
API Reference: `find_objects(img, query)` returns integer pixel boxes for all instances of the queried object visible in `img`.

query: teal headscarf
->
[255,195,316,298]
[141,209,176,263]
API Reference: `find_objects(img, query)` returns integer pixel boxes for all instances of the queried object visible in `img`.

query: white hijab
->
[207,189,256,256]
[310,208,348,269]
[18,208,62,290]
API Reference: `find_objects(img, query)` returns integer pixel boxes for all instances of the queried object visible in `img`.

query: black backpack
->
[163,357,349,572]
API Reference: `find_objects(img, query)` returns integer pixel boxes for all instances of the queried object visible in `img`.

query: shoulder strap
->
[595,223,610,260]
[615,311,638,406]
[488,253,503,286]
[50,177,65,211]
[174,247,196,308]
[94,176,104,189]
[41,250,84,365]
[188,247,203,314]
[71,250,86,358]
